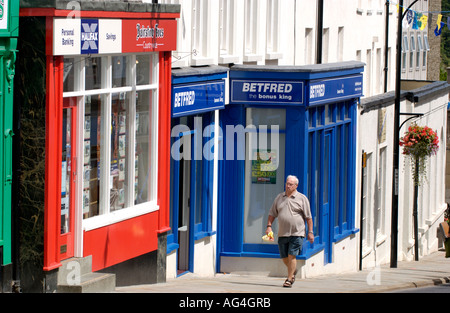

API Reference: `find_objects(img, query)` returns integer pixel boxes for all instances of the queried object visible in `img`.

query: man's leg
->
[285,255,296,280]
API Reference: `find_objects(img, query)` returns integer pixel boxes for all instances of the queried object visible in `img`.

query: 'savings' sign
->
[53,18,177,55]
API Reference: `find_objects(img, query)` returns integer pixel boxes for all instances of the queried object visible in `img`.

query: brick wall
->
[427,0,442,81]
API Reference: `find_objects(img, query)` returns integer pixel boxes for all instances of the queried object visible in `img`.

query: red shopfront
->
[18,3,179,289]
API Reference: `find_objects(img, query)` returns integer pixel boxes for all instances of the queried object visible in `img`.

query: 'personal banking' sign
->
[231,80,304,105]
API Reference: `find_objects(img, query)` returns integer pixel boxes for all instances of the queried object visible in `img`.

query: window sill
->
[83,201,159,231]
[191,57,215,67]
[243,53,263,63]
[194,230,216,241]
[265,52,283,60]
[219,54,240,64]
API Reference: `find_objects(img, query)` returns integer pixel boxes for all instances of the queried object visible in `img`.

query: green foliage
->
[15,17,46,270]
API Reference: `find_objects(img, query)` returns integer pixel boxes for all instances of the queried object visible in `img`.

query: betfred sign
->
[53,18,177,55]
[231,80,304,105]
[122,19,177,53]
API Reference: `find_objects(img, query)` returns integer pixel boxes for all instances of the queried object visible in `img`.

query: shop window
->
[308,101,355,244]
[63,54,159,228]
[244,108,285,244]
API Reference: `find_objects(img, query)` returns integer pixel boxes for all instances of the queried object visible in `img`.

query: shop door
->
[323,130,333,265]
[60,98,77,260]
[175,130,197,275]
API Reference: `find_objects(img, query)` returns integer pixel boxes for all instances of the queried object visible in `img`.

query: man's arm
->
[266,215,275,235]
[307,218,314,243]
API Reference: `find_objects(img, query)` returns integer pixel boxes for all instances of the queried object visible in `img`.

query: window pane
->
[85,57,102,90]
[314,132,321,236]
[61,108,72,233]
[334,126,341,227]
[136,54,155,85]
[324,134,329,204]
[135,90,153,204]
[83,95,102,218]
[110,92,130,211]
[244,108,286,244]
[343,124,349,224]
[195,158,203,224]
[112,56,128,87]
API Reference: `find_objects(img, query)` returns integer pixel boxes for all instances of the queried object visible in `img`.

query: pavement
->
[114,249,450,294]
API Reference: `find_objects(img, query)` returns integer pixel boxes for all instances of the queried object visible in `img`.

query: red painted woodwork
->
[83,211,159,271]
[38,7,178,272]
[157,51,172,235]
[43,53,64,271]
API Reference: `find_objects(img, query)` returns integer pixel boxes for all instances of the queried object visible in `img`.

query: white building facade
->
[157,0,447,279]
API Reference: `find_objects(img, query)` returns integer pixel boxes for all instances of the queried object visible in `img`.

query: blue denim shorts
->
[278,236,304,259]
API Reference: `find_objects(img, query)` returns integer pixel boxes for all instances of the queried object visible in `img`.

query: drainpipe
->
[359,151,366,271]
[384,1,389,92]
[316,0,323,64]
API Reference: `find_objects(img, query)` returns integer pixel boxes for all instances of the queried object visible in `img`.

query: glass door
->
[60,98,77,260]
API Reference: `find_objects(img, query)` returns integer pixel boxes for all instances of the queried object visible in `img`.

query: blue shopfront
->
[217,61,364,272]
[168,66,227,276]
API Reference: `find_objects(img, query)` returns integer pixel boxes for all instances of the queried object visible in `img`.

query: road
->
[390,283,450,293]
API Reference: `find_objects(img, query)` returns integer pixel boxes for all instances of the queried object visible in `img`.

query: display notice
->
[251,150,277,184]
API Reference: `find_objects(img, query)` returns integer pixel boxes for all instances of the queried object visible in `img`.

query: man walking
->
[266,175,314,288]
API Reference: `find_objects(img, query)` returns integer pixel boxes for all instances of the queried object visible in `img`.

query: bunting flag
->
[388,1,450,37]
[436,14,443,30]
[412,12,419,29]
[435,22,445,36]
[435,14,443,36]
[403,10,413,29]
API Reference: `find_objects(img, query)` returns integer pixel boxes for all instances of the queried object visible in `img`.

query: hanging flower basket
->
[399,124,439,185]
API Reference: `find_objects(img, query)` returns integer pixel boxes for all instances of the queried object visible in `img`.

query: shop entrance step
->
[57,255,116,293]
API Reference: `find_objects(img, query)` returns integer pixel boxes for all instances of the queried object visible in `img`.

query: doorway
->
[171,127,197,276]
[60,98,78,260]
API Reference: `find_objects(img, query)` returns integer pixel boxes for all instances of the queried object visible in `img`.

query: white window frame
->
[219,0,240,64]
[266,0,282,60]
[401,33,408,72]
[63,53,160,232]
[409,34,415,71]
[244,0,263,63]
[191,0,215,65]
[416,34,423,70]
[423,34,430,69]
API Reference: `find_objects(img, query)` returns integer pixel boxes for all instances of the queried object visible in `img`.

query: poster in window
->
[83,189,90,214]
[119,135,126,158]
[84,140,90,165]
[251,149,277,184]
[119,158,125,181]
[83,165,90,189]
